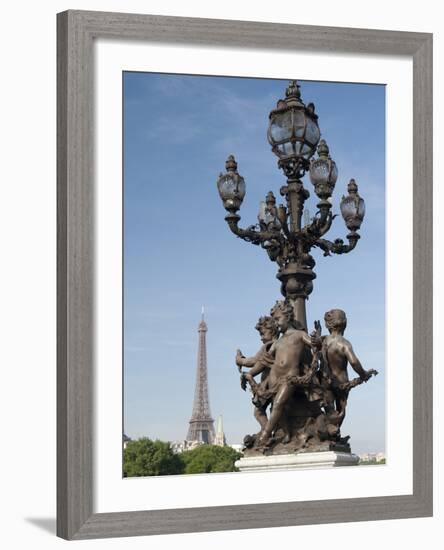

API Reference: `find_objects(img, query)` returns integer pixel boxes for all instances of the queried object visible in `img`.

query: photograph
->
[122,73,386,477]
[1,1,436,545]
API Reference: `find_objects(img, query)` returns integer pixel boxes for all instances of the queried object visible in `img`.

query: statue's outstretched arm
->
[236,347,264,368]
[248,361,270,379]
[344,342,369,380]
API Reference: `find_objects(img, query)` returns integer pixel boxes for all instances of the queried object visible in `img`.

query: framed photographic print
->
[57,9,433,540]
[122,73,386,473]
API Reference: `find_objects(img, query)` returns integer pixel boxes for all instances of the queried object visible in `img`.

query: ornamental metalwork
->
[216,81,377,455]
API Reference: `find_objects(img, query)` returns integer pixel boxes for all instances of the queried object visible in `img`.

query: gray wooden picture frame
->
[57,9,433,540]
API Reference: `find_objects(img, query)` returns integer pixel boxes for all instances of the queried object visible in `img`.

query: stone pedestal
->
[235,451,359,472]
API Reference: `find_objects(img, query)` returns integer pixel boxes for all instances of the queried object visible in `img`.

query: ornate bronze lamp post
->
[216,81,377,463]
[217,81,366,330]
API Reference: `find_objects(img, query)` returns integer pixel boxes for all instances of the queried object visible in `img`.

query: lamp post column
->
[277,178,313,330]
[283,178,307,233]
[277,265,314,330]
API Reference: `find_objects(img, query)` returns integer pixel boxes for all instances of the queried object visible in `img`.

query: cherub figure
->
[236,316,278,433]
[255,301,314,447]
[316,309,377,425]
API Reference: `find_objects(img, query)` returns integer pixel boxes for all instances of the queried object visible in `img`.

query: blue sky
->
[123,73,385,455]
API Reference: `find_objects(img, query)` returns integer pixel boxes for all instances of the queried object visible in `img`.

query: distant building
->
[230,444,244,454]
[213,415,227,447]
[123,433,131,449]
[171,440,205,454]
[358,452,386,463]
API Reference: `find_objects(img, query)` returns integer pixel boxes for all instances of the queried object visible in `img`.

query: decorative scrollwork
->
[217,81,366,330]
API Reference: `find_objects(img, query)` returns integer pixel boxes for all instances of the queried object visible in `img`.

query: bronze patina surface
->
[218,81,377,455]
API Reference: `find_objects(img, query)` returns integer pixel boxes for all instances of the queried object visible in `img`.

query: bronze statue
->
[317,309,377,425]
[236,316,277,433]
[255,301,313,448]
[216,81,378,460]
[238,301,377,456]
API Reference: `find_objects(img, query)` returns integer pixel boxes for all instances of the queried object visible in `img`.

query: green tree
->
[123,438,184,477]
[181,445,241,474]
[359,458,386,466]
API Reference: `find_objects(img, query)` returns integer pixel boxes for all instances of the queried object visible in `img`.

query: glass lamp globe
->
[340,179,366,231]
[267,81,321,166]
[309,139,338,200]
[216,155,246,213]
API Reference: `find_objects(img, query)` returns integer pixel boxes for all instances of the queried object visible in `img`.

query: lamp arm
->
[225,214,279,246]
[295,211,334,249]
[316,231,360,256]
[317,212,335,237]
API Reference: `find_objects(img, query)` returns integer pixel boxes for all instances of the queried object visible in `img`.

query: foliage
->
[123,437,184,477]
[181,444,242,474]
[123,438,242,477]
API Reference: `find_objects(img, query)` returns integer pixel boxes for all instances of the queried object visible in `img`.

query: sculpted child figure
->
[236,305,378,454]
[319,309,377,425]
[236,316,278,434]
[255,300,314,447]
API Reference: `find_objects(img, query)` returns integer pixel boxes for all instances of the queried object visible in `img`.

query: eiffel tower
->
[187,308,215,443]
